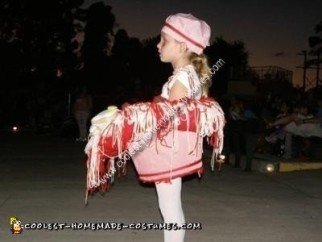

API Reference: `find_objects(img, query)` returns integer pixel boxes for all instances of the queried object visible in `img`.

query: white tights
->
[155,177,185,242]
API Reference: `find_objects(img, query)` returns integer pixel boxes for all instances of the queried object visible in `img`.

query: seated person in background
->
[265,101,291,144]
[267,103,313,128]
[229,98,245,121]
[283,103,321,138]
[265,101,292,156]
[269,102,322,158]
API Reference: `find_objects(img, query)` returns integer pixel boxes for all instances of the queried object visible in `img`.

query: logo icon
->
[10,216,23,234]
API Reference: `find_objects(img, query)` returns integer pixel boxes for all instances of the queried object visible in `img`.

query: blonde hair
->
[189,53,212,97]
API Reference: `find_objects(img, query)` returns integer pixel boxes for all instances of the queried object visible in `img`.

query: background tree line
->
[0,0,263,128]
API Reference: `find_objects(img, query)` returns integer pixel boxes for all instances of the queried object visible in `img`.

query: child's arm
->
[268,113,298,127]
[168,80,188,102]
[301,118,322,124]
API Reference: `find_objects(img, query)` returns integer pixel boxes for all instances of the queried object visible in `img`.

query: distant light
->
[219,154,226,160]
[216,154,226,164]
[30,67,37,73]
[12,126,18,132]
[266,164,275,173]
[56,68,63,78]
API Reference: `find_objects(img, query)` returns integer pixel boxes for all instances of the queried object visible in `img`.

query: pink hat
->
[161,13,211,55]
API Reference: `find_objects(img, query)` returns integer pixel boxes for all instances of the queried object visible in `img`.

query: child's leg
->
[156,177,185,242]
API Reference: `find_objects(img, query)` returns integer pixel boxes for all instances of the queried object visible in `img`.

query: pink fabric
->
[132,130,203,182]
[161,13,211,55]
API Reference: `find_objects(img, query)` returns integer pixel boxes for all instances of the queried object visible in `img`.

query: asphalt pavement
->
[1,131,322,242]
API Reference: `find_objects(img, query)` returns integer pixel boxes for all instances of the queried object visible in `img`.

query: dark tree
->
[82,2,115,85]
[308,21,322,57]
[205,37,249,96]
[307,21,322,88]
[0,0,85,84]
[140,36,172,99]
[0,0,87,127]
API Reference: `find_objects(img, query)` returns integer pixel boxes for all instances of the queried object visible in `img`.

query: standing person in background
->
[73,86,92,141]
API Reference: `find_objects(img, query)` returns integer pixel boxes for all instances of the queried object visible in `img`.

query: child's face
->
[157,32,181,63]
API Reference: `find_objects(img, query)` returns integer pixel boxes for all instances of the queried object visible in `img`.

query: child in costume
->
[85,13,225,242]
[140,13,212,242]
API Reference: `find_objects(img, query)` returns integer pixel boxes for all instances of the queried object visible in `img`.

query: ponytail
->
[189,53,212,97]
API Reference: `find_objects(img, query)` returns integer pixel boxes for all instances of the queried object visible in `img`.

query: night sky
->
[84,0,322,87]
